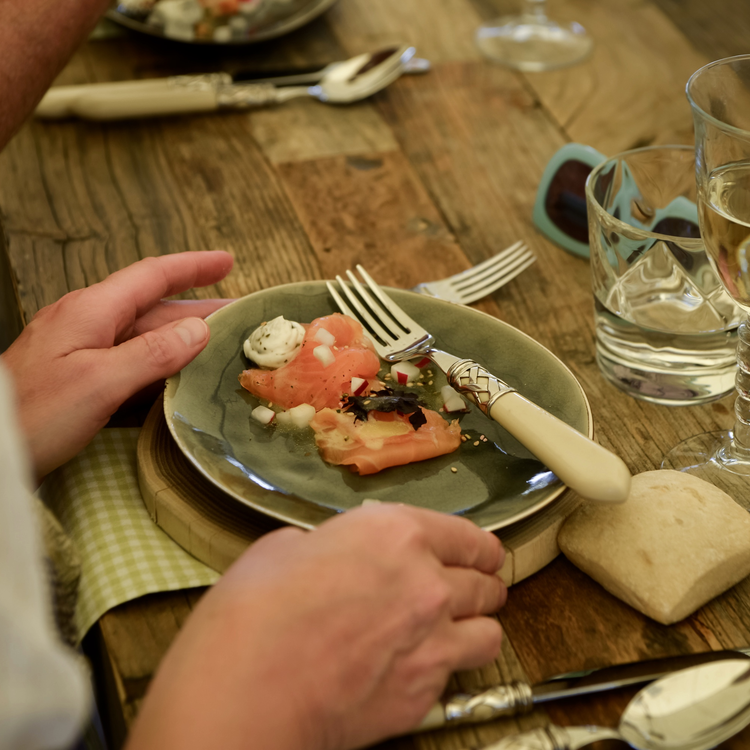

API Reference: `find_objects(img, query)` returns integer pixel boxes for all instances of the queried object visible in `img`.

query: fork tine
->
[329,276,395,347]
[354,265,425,335]
[448,241,528,284]
[453,249,535,293]
[455,255,537,304]
[451,244,532,289]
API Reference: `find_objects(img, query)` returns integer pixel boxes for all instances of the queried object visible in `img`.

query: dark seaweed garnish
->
[342,387,428,430]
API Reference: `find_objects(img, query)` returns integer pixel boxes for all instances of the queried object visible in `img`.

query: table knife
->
[35,49,429,120]
[418,647,750,731]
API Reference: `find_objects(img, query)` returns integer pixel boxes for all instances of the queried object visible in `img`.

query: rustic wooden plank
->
[0,111,323,315]
[500,556,712,686]
[327,0,484,64]
[276,150,470,285]
[471,0,706,154]
[653,0,750,62]
[372,62,560,275]
[250,100,398,164]
[98,589,205,725]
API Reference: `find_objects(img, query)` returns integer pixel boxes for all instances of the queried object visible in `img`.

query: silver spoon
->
[35,45,416,121]
[480,659,750,750]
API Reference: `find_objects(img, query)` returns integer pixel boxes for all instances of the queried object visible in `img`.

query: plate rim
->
[106,0,338,46]
[164,280,593,530]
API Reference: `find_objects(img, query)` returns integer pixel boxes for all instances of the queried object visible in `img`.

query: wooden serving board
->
[136,397,582,585]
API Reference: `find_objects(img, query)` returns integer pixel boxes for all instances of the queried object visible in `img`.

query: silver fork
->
[328,266,631,503]
[413,241,535,304]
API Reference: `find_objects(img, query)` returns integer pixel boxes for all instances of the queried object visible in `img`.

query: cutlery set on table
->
[425,654,750,749]
[35,45,426,120]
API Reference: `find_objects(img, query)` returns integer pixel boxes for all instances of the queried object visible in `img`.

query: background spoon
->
[480,659,750,750]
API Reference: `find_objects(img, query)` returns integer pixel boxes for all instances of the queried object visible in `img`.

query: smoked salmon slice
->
[240,314,381,410]
[309,407,461,475]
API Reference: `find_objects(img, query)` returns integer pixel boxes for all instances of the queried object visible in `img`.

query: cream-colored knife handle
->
[36,79,287,121]
[443,356,631,503]
[35,74,232,119]
[67,86,221,120]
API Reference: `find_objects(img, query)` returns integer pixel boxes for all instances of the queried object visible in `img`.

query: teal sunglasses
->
[532,143,701,258]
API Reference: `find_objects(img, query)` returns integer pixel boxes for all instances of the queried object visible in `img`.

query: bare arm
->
[0,0,111,149]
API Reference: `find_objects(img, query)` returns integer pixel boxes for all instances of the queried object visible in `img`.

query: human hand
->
[127,504,507,750]
[1,250,233,479]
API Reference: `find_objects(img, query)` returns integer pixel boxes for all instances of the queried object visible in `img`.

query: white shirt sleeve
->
[0,363,89,750]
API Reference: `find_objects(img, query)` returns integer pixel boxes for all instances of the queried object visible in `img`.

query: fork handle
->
[443,357,631,503]
[488,393,631,502]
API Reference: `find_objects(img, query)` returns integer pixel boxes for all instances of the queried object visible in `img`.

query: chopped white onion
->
[313,344,335,367]
[276,403,316,428]
[313,327,336,347]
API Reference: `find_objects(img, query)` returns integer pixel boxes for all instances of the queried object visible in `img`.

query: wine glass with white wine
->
[475,0,593,72]
[664,55,750,489]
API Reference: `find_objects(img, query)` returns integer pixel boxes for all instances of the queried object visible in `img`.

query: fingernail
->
[175,318,209,347]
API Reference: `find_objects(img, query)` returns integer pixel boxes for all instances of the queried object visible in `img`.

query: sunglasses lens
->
[544,159,592,243]
[651,217,702,239]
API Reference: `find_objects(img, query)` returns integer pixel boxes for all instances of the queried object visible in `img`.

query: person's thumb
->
[102,317,210,406]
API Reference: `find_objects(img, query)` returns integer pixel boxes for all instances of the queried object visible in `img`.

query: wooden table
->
[3,1,750,747]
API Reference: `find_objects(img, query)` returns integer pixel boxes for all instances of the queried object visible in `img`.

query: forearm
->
[0,0,110,149]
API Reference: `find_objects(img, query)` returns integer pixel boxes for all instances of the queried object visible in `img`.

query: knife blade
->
[417,647,750,731]
[232,48,430,85]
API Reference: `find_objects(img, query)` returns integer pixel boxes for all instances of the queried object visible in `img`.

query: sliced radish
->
[313,327,336,347]
[390,361,420,385]
[414,357,431,369]
[351,377,368,395]
[441,385,468,412]
[313,344,335,367]
[251,405,275,424]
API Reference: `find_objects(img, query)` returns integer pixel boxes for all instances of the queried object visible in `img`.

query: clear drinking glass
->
[475,0,593,72]
[586,146,742,406]
[664,55,750,484]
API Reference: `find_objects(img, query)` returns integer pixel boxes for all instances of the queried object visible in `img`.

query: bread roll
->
[558,470,750,624]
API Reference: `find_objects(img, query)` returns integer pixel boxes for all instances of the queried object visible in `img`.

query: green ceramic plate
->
[164,282,592,530]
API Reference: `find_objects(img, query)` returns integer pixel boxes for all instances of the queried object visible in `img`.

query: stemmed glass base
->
[475,14,593,72]
[661,319,750,499]
[661,431,750,500]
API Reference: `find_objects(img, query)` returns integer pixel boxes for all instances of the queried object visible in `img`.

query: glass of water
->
[586,145,743,406]
[664,55,750,480]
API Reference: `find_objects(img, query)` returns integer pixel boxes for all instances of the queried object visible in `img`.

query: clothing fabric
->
[0,364,89,749]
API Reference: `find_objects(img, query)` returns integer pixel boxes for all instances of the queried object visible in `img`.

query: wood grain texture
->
[327,0,484,64]
[653,0,750,62]
[276,149,470,285]
[470,0,705,154]
[250,99,398,164]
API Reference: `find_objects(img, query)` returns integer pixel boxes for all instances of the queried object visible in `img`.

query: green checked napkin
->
[41,428,220,643]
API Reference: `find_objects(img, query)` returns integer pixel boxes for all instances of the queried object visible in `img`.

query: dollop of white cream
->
[243,316,305,369]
